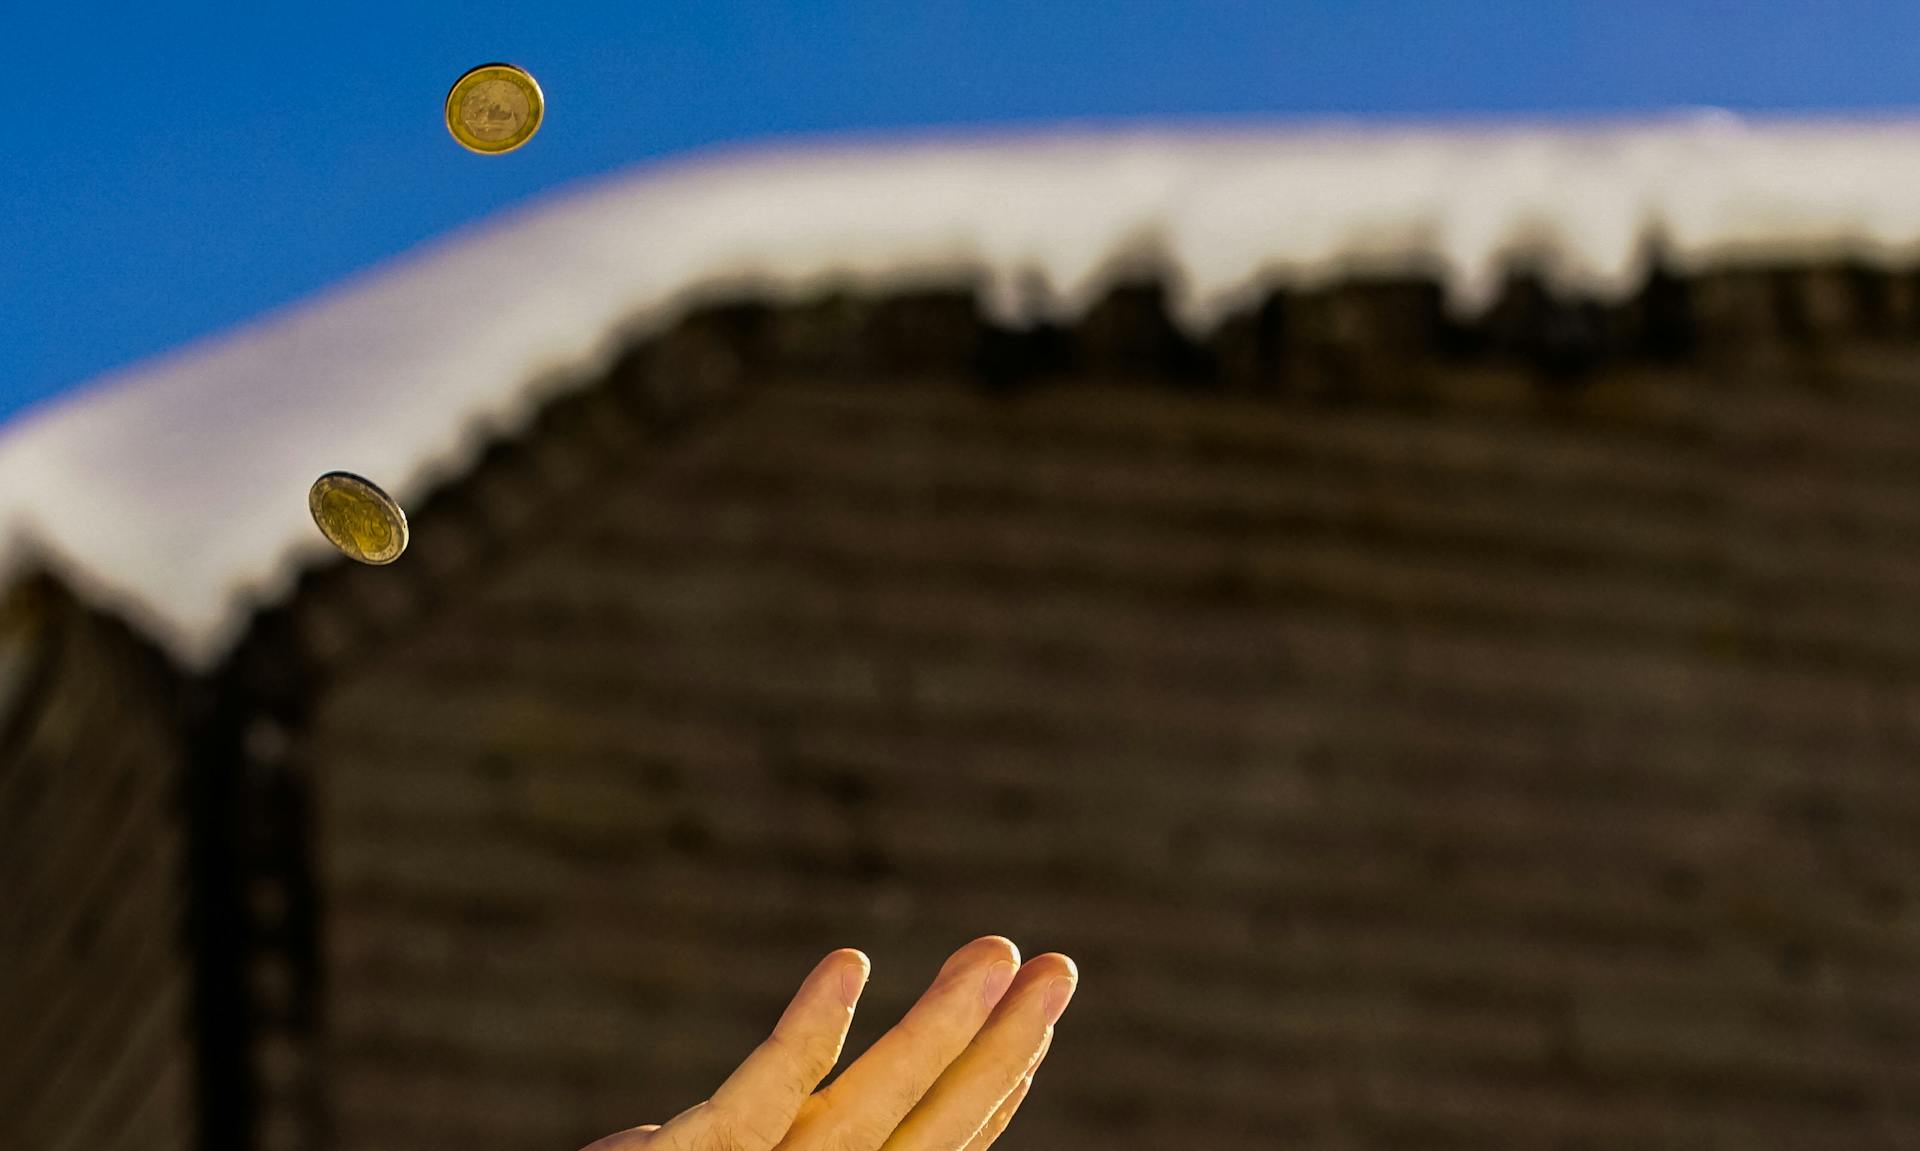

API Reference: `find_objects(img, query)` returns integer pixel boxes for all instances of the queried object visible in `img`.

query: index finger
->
[663,948,870,1151]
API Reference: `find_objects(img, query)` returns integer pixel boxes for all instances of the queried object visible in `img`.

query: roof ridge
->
[14,123,1920,667]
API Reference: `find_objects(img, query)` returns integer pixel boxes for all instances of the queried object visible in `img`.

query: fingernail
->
[981,960,1017,1009]
[841,960,869,1007]
[1042,977,1076,1024]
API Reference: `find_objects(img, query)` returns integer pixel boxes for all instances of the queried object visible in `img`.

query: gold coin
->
[308,472,409,565]
[445,62,544,154]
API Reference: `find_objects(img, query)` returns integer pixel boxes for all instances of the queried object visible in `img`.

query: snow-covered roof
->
[9,114,1920,671]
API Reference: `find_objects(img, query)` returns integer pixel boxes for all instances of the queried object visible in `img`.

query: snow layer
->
[8,115,1920,670]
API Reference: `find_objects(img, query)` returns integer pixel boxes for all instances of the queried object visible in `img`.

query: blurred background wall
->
[283,277,1920,1150]
[0,585,195,1151]
[15,265,1920,1150]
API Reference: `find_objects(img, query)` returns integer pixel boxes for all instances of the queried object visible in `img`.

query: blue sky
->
[8,1,1920,422]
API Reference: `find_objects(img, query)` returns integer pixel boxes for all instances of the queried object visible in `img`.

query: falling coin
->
[308,472,409,565]
[445,62,544,155]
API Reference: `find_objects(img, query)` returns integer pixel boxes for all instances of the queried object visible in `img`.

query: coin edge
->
[444,63,545,155]
[308,473,410,566]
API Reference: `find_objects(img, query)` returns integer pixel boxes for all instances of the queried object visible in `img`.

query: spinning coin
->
[309,472,409,565]
[445,62,544,154]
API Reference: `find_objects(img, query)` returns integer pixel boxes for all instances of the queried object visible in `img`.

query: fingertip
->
[823,946,871,977]
[950,934,1021,972]
[1028,952,1078,982]
[840,950,871,1007]
[978,934,1022,965]
[1022,953,1078,1024]
[1044,978,1074,1023]
[812,948,869,1007]
[981,958,1018,1010]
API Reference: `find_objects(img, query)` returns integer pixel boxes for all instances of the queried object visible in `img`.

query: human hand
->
[581,937,1077,1151]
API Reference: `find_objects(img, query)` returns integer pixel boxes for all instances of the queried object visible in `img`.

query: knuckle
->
[824,1124,890,1151]
[893,1075,934,1118]
[798,1099,893,1151]
[703,1115,754,1151]
[787,1087,910,1151]
[707,1103,792,1151]
[768,1026,842,1078]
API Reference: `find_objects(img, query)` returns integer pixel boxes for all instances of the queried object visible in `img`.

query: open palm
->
[582,937,1076,1151]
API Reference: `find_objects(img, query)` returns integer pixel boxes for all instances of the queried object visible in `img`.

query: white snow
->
[9,114,1920,670]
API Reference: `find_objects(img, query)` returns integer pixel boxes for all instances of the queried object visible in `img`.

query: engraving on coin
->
[445,63,544,154]
[308,472,409,565]
[459,79,530,141]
